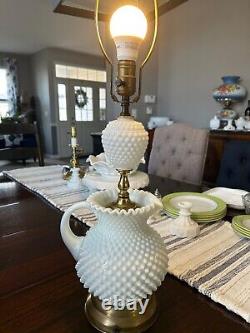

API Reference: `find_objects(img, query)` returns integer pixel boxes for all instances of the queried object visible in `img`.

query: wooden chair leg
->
[38,154,44,166]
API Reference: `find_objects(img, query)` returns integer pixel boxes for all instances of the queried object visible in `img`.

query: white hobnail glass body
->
[102,116,148,171]
[60,189,168,303]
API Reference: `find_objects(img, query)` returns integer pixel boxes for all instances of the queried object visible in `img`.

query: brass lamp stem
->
[109,170,138,210]
[120,97,130,116]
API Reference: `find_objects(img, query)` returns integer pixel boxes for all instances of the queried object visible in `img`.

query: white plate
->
[169,195,217,213]
[204,187,248,210]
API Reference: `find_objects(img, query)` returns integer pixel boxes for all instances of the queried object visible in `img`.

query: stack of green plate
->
[232,216,250,239]
[162,192,227,223]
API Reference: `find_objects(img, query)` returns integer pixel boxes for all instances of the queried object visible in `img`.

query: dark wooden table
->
[1,175,249,333]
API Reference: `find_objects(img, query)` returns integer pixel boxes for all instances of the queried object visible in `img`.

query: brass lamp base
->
[109,170,138,210]
[85,294,158,333]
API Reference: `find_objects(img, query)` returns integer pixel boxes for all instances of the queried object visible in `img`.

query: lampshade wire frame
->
[95,0,112,65]
[95,0,158,104]
[95,0,119,103]
[131,0,158,103]
[141,0,158,69]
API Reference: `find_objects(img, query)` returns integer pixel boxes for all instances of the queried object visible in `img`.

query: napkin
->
[204,187,248,209]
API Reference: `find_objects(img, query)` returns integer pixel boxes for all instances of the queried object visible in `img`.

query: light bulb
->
[110,5,147,40]
[110,5,148,61]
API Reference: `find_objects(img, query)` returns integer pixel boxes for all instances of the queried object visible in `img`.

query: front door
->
[56,78,107,157]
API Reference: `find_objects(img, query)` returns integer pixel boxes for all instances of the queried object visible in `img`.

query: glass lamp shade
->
[110,5,148,61]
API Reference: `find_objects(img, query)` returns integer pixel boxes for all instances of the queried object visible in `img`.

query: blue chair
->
[216,140,250,191]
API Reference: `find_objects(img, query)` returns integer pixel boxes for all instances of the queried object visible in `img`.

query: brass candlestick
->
[70,124,79,168]
[70,145,79,169]
[63,125,85,180]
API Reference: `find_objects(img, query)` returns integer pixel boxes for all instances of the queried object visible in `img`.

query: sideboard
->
[203,130,250,184]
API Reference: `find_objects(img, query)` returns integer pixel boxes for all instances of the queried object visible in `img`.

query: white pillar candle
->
[71,137,77,147]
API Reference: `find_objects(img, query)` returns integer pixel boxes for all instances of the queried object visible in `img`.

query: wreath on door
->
[75,89,88,109]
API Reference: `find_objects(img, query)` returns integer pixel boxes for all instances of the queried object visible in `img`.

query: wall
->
[157,0,250,128]
[31,49,53,154]
[0,0,103,56]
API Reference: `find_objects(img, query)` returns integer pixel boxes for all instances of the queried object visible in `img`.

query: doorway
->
[55,64,107,157]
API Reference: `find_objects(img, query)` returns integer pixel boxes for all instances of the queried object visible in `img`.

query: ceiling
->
[0,0,103,55]
[56,0,188,21]
[62,0,168,14]
[0,0,187,55]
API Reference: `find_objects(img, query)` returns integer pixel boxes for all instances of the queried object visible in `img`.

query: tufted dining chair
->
[148,124,209,185]
[216,140,250,191]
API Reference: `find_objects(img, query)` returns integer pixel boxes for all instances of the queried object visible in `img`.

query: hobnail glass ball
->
[102,116,148,171]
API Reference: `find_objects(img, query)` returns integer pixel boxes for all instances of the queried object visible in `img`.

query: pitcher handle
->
[60,201,90,260]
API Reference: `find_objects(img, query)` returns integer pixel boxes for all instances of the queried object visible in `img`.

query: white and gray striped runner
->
[150,216,250,323]
[4,166,250,323]
[4,165,97,227]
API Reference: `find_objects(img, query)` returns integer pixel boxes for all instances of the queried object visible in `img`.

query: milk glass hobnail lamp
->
[60,2,168,333]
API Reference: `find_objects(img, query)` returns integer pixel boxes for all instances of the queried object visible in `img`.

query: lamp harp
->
[95,0,158,108]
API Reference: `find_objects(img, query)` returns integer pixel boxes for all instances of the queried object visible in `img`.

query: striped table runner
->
[4,166,250,323]
[149,216,250,323]
[4,165,97,227]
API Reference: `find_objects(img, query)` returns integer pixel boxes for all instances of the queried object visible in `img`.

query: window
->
[56,64,106,123]
[74,86,93,122]
[57,84,67,121]
[55,64,107,83]
[0,68,9,118]
[99,88,106,121]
